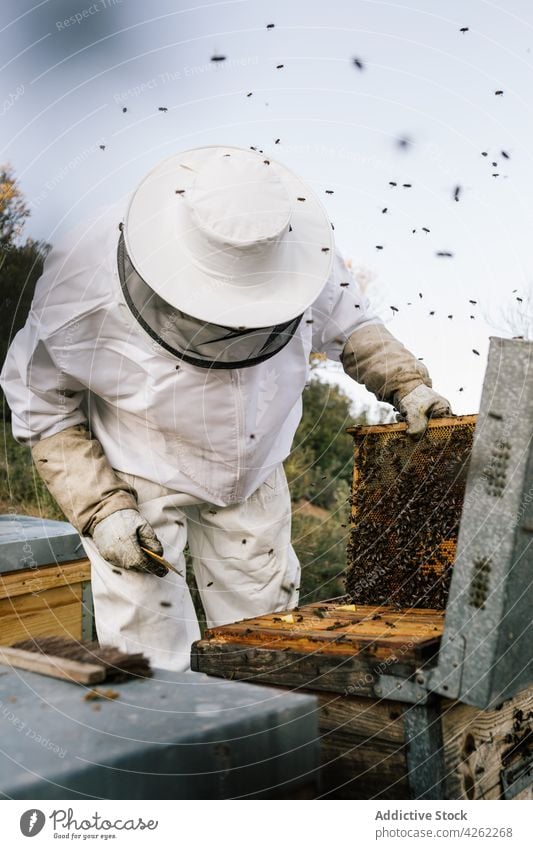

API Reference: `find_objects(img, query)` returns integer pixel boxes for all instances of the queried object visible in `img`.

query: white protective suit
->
[1,203,385,670]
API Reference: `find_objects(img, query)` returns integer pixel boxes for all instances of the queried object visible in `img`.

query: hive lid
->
[0,514,84,574]
[0,667,319,799]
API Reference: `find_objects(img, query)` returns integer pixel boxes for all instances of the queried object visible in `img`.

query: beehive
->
[193,410,532,798]
[192,602,533,799]
[346,415,477,609]
[0,515,93,644]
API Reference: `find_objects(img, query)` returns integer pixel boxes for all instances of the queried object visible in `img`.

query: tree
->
[0,166,50,419]
[285,375,369,510]
[0,166,30,248]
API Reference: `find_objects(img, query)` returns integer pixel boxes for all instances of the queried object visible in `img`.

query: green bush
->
[0,421,64,520]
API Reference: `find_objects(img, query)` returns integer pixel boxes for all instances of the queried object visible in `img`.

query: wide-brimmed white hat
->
[124,145,334,328]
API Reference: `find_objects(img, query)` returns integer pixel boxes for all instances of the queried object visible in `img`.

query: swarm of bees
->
[107,18,516,377]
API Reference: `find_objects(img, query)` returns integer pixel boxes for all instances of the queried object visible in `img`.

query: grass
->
[0,420,64,520]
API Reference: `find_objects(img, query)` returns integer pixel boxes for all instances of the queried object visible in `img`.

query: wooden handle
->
[0,646,106,685]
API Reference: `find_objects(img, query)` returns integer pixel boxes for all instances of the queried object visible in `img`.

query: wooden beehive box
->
[0,515,93,644]
[192,602,533,799]
[193,414,533,799]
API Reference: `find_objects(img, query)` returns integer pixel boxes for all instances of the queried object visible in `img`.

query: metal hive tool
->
[345,415,477,610]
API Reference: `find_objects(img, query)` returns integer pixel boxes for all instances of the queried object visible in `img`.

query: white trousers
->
[81,464,300,671]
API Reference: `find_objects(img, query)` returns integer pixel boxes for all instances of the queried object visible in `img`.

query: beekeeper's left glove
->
[396,384,452,436]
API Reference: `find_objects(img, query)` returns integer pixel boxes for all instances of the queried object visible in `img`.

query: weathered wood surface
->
[194,602,444,695]
[0,584,84,644]
[0,559,91,601]
[0,645,105,685]
[193,601,532,800]
[315,689,533,800]
[441,689,533,800]
[316,691,410,798]
[202,602,444,658]
[346,415,477,437]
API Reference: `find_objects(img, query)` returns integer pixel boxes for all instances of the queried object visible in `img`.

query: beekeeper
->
[1,146,450,671]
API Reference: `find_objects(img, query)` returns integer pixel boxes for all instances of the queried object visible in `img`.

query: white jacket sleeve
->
[1,304,139,534]
[310,249,383,360]
[1,313,87,446]
[308,249,431,404]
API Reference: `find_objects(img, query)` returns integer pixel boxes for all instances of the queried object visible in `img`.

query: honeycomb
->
[345,415,477,610]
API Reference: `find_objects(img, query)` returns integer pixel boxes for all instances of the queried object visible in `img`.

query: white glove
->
[396,384,452,436]
[91,509,167,576]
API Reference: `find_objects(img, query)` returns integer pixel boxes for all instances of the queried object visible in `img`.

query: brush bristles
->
[13,636,152,682]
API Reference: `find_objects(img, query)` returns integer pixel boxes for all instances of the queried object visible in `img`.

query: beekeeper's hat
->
[124,145,334,328]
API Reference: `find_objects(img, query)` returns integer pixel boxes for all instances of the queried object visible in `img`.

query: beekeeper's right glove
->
[91,509,167,576]
[30,424,166,575]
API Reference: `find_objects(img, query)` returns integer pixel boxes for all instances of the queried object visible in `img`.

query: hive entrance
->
[345,416,476,610]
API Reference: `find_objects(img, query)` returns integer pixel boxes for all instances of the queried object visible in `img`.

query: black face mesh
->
[118,234,302,369]
[345,417,477,610]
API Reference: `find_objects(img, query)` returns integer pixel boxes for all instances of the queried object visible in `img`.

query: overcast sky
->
[2,0,533,417]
